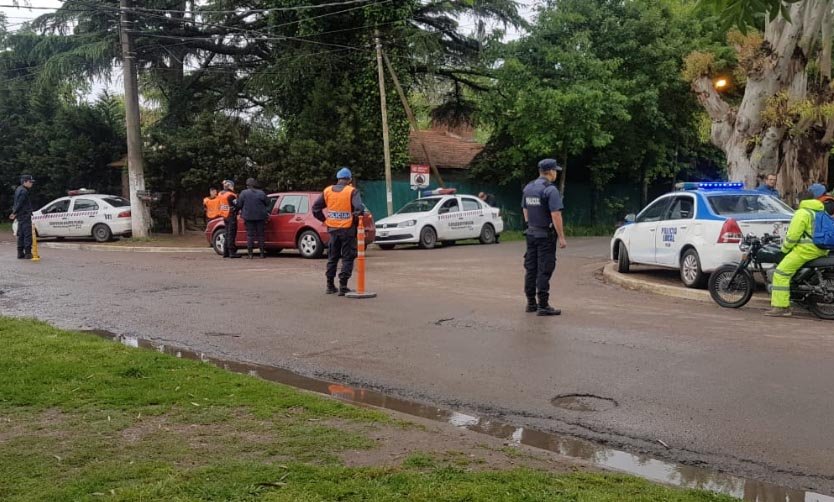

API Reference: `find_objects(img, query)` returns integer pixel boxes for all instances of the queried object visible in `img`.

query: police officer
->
[522,159,567,316]
[312,167,365,296]
[217,179,241,259]
[10,174,35,259]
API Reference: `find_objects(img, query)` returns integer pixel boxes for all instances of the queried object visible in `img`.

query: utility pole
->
[382,51,445,188]
[119,0,151,237]
[374,30,394,216]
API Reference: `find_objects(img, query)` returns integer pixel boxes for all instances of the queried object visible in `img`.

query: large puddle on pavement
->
[90,330,833,501]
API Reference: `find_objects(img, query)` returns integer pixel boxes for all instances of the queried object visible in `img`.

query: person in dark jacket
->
[236,178,270,259]
[10,175,35,259]
[312,167,365,295]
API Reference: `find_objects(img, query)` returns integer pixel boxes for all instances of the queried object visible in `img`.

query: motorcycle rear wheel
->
[708,264,755,309]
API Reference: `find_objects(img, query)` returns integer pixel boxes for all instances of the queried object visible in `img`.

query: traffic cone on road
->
[346,214,376,299]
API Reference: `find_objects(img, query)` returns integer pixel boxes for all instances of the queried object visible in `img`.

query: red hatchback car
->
[205,191,375,259]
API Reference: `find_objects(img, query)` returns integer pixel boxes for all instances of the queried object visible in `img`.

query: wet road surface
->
[2,238,833,494]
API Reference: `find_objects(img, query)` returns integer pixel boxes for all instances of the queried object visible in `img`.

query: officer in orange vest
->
[203,187,222,221]
[313,167,365,295]
[217,179,241,258]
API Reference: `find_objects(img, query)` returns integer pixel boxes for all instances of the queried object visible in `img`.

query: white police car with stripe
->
[611,182,794,288]
[374,189,504,250]
[13,190,133,242]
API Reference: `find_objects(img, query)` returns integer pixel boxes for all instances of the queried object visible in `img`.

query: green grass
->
[0,221,11,233]
[0,317,735,501]
[500,224,614,242]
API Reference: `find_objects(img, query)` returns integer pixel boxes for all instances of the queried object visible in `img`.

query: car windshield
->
[397,198,441,214]
[707,194,793,217]
[103,197,130,208]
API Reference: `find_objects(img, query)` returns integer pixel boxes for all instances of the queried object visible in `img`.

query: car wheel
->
[211,229,225,256]
[680,248,706,288]
[298,230,324,259]
[479,224,496,244]
[378,244,396,250]
[616,241,630,273]
[92,224,112,243]
[418,226,437,249]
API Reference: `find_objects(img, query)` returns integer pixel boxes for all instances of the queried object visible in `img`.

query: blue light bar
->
[675,182,745,191]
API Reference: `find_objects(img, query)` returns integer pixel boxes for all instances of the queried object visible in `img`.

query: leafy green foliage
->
[698,0,802,32]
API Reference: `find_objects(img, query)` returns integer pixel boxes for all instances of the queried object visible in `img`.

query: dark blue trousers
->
[524,232,557,305]
[326,228,357,284]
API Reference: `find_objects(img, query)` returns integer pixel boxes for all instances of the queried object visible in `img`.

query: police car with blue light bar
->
[610,182,794,288]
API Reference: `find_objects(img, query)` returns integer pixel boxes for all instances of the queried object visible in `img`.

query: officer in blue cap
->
[313,167,366,295]
[522,159,567,316]
[10,174,35,259]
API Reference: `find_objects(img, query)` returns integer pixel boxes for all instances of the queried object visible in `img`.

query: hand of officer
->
[9,214,15,221]
[558,236,567,249]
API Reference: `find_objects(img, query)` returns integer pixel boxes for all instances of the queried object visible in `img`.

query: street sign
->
[410,164,430,189]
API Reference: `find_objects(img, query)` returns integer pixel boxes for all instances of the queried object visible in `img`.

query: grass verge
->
[0,317,734,501]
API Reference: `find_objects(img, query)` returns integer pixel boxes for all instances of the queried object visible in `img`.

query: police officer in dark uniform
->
[10,174,35,259]
[522,159,567,316]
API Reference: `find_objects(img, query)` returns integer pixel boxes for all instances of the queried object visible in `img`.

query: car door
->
[436,197,462,240]
[38,199,72,237]
[655,195,695,267]
[70,198,101,237]
[461,197,486,239]
[627,196,672,265]
[274,195,306,246]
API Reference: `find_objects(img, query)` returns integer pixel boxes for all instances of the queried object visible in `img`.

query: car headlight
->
[401,220,417,227]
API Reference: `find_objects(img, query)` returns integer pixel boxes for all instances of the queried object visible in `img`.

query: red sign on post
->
[410,164,430,189]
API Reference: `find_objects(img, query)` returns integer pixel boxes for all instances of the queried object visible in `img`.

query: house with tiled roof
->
[408,124,484,173]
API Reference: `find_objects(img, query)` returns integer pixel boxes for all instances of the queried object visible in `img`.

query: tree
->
[686,0,834,198]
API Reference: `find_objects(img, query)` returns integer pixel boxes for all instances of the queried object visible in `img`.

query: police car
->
[13,189,133,242]
[374,189,504,249]
[611,182,794,288]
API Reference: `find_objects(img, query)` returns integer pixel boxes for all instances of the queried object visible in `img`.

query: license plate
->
[379,231,388,237]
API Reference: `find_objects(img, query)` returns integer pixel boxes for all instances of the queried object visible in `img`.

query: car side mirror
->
[624,213,636,223]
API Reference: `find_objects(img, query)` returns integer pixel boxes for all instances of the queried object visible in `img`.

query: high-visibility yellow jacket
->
[781,199,829,261]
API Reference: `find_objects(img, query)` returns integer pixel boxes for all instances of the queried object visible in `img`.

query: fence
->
[359,180,656,231]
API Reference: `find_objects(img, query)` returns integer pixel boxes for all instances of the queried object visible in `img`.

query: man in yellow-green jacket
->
[766,183,830,317]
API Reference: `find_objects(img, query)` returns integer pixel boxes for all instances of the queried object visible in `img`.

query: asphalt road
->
[2,238,833,494]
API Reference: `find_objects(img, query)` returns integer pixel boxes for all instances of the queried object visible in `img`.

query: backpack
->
[809,209,834,250]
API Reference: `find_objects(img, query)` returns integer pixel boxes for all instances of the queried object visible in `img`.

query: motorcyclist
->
[766,183,830,317]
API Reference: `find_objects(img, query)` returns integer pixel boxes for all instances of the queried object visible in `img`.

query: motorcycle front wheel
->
[708,264,755,308]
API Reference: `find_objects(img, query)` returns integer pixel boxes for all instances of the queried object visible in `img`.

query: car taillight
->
[717,218,742,244]
[118,211,131,218]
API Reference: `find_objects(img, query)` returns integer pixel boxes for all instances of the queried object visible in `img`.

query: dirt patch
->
[336,410,590,474]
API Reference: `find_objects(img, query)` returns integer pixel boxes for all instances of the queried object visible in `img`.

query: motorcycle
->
[708,233,834,319]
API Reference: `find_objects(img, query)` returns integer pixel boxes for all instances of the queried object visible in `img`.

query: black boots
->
[526,298,538,313]
[17,248,25,259]
[23,247,32,260]
[536,295,561,316]
[326,279,338,295]
[338,281,352,297]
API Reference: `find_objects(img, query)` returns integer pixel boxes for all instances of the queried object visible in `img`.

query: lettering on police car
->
[660,227,677,247]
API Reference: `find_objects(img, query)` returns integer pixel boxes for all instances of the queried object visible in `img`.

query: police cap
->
[538,159,562,172]
[20,174,35,183]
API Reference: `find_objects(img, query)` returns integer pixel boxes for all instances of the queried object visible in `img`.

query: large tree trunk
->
[691,1,834,200]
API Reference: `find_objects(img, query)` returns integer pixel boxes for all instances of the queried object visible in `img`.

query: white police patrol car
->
[374,189,504,249]
[611,182,794,288]
[13,190,133,242]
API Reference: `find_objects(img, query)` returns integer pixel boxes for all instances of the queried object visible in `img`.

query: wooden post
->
[375,30,394,217]
[381,51,446,188]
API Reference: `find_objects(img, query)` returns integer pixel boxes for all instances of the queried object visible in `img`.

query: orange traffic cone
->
[346,214,376,299]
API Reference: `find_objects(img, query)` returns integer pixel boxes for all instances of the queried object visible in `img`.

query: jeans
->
[524,232,557,305]
[326,228,357,284]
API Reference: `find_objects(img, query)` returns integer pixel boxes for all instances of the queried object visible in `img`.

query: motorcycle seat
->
[806,256,834,268]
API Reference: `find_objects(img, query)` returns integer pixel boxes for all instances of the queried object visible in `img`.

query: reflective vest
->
[204,196,222,219]
[217,190,236,219]
[323,185,355,229]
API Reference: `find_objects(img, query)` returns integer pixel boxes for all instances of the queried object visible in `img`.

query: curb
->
[39,242,213,254]
[602,263,770,307]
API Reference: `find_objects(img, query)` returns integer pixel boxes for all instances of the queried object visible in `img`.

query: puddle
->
[551,394,618,412]
[87,330,833,501]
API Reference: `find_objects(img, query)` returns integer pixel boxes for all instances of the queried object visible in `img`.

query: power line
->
[132,0,377,15]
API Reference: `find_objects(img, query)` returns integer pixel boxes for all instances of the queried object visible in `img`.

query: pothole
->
[551,394,618,412]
